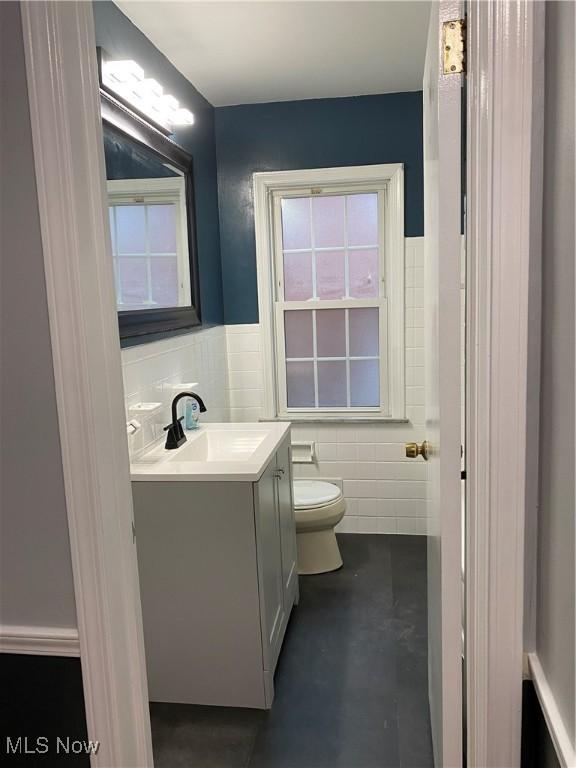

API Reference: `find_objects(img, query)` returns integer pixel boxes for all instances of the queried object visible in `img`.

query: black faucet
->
[163,391,207,450]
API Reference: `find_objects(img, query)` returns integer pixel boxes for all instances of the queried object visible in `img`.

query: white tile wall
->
[121,325,229,456]
[226,324,267,423]
[225,237,428,535]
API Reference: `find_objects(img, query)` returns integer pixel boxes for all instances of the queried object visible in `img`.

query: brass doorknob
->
[405,440,429,460]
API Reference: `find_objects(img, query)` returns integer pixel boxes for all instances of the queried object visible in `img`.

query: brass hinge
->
[442,19,466,75]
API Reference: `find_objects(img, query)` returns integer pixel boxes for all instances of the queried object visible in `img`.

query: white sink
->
[166,429,267,463]
[130,422,290,482]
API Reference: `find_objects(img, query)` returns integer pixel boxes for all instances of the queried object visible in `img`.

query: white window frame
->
[107,176,191,309]
[253,164,405,421]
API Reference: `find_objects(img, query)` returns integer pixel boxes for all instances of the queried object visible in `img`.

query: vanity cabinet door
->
[254,459,285,672]
[275,441,298,608]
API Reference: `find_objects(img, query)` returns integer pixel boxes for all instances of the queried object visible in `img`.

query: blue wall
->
[93,2,224,324]
[215,93,423,325]
[92,5,424,328]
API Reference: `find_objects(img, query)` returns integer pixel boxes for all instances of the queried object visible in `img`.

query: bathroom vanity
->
[130,423,298,709]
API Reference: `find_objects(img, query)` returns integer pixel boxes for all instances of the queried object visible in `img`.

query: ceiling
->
[114,1,431,107]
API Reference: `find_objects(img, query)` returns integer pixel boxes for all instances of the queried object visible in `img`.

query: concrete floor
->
[150,534,433,768]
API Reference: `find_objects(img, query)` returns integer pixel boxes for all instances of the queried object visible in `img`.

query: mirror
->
[101,92,200,342]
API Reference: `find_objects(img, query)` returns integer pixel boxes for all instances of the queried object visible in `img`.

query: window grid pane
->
[110,201,180,310]
[281,192,379,302]
[284,308,380,408]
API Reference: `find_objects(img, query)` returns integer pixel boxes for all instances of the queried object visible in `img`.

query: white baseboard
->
[528,652,576,768]
[0,625,80,657]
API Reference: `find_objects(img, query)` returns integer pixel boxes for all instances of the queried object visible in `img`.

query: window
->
[255,165,405,420]
[108,177,191,311]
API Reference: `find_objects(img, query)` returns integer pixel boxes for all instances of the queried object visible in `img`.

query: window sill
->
[259,416,410,425]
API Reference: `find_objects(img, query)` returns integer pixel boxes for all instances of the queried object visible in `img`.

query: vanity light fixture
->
[100,56,194,131]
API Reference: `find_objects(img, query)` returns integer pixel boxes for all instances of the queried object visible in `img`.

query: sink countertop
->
[130,422,291,482]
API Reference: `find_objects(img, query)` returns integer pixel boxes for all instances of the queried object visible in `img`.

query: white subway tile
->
[376,499,427,517]
[229,389,263,408]
[336,442,358,461]
[358,462,428,481]
[316,443,338,461]
[344,498,359,516]
[412,308,425,328]
[318,461,355,480]
[315,424,339,442]
[412,242,425,267]
[356,462,381,480]
[406,405,425,425]
[291,425,317,442]
[357,443,376,461]
[374,443,406,462]
[342,480,358,497]
[226,333,261,353]
[226,323,260,334]
[336,426,357,443]
[406,348,424,366]
[406,386,425,406]
[376,480,427,499]
[227,352,262,372]
[350,480,380,498]
[357,498,381,516]
[396,518,428,535]
[354,425,380,443]
[293,463,320,479]
[357,517,379,533]
[229,407,249,423]
[378,518,398,534]
[411,328,425,348]
[412,267,425,289]
[121,327,230,455]
[336,516,359,533]
[228,370,264,390]
[406,366,425,386]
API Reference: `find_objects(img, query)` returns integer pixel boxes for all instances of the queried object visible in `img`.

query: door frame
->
[20,3,153,765]
[18,1,543,765]
[465,1,545,766]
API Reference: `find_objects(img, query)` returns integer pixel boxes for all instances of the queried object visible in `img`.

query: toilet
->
[293,480,346,575]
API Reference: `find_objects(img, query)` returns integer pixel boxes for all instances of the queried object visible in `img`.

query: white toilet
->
[292,480,346,575]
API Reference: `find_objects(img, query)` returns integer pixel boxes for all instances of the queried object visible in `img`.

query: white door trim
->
[21,3,153,765]
[465,1,545,766]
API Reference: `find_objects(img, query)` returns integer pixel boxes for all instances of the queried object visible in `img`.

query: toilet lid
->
[293,480,342,509]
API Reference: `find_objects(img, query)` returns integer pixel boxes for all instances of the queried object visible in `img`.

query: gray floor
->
[150,534,433,768]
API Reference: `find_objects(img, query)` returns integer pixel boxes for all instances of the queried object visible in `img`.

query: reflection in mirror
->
[104,125,191,312]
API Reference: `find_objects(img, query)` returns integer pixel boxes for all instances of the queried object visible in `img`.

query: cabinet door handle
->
[274,469,285,479]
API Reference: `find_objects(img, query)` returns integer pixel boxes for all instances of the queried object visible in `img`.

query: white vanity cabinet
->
[132,430,298,709]
[254,438,298,695]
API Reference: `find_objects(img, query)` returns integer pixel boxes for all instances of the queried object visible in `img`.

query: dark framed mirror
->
[100,91,201,344]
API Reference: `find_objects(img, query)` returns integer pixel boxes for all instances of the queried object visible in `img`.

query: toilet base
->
[296,528,343,575]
